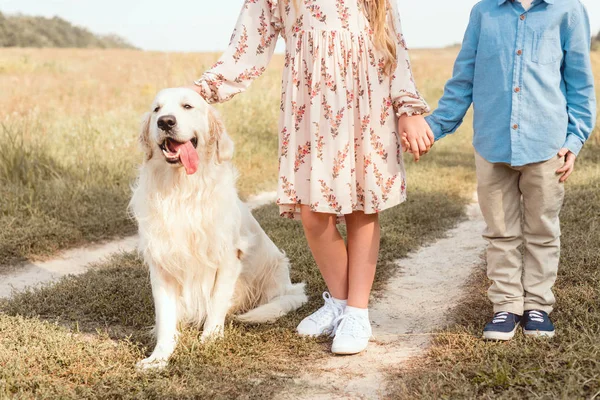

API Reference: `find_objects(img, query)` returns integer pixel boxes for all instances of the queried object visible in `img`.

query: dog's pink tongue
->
[171,141,199,175]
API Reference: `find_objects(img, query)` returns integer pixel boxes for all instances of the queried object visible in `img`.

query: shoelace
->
[492,312,510,324]
[528,310,545,323]
[308,292,343,325]
[332,313,368,338]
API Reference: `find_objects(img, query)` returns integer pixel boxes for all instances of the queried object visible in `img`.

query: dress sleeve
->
[194,0,282,103]
[386,0,430,117]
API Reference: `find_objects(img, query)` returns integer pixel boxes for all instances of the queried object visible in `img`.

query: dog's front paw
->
[200,325,224,343]
[136,356,169,371]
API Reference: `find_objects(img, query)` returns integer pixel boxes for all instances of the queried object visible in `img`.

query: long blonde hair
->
[292,0,397,75]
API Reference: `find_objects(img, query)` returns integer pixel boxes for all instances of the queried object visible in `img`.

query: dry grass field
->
[0,48,285,266]
[0,47,598,398]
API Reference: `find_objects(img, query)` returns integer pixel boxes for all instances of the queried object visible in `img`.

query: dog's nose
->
[157,115,177,131]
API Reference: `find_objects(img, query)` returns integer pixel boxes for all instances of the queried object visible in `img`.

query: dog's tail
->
[236,282,307,323]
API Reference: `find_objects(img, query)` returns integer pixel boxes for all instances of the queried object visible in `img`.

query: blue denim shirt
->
[425,0,596,166]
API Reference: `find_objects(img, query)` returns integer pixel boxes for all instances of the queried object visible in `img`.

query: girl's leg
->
[300,206,348,300]
[345,211,380,309]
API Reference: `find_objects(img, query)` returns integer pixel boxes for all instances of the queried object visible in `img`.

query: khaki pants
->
[475,152,565,315]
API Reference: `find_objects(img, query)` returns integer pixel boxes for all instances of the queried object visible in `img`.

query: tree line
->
[0,11,598,52]
[0,12,135,49]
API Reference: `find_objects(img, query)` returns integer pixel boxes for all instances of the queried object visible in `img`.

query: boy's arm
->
[193,0,281,103]
[425,6,480,141]
[561,3,597,156]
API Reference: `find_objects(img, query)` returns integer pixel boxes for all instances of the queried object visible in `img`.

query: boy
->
[415,0,596,339]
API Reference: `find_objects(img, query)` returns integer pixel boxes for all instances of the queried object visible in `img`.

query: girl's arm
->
[193,0,282,103]
[387,1,432,160]
[424,6,481,141]
[561,3,596,156]
[388,1,430,117]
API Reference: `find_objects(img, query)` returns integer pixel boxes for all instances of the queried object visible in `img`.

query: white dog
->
[130,88,307,370]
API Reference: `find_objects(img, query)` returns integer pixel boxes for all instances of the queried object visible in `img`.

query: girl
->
[190,0,432,354]
[413,0,596,340]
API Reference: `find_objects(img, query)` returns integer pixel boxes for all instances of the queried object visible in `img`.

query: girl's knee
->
[300,207,335,234]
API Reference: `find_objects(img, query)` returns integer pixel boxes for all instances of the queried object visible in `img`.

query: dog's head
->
[139,88,234,175]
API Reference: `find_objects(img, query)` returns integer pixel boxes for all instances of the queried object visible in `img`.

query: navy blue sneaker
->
[523,310,555,338]
[483,312,522,341]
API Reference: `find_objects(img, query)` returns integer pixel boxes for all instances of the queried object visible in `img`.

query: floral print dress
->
[195,0,429,220]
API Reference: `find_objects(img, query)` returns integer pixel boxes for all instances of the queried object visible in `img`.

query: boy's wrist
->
[562,134,584,157]
[424,115,443,142]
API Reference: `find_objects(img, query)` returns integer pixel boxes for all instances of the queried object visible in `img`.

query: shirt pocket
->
[531,33,562,65]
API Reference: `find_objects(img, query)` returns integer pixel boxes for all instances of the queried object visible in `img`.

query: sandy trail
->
[278,200,487,399]
[0,192,278,299]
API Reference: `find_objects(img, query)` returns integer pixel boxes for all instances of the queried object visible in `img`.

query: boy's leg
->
[345,211,380,309]
[475,152,524,315]
[300,206,349,300]
[520,155,565,314]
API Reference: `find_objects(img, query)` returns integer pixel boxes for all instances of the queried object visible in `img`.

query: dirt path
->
[0,192,277,299]
[278,199,487,400]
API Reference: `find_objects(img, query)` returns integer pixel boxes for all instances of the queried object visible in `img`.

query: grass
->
[0,48,282,267]
[0,47,476,398]
[386,54,600,399]
[387,145,600,399]
[1,47,597,398]
[0,192,468,399]
[0,48,470,267]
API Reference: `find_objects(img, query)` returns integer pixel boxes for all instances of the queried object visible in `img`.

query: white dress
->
[195,0,429,220]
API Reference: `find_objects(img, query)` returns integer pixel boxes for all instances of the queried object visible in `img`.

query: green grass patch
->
[0,182,468,398]
[387,142,600,399]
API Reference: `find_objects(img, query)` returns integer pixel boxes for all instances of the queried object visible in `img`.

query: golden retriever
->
[130,88,307,370]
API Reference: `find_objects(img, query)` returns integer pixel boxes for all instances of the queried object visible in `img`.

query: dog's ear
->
[139,112,153,161]
[208,108,234,164]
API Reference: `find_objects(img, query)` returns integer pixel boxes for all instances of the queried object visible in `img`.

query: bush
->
[0,12,135,49]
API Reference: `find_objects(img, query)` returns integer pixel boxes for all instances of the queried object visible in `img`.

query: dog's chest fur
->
[132,163,242,282]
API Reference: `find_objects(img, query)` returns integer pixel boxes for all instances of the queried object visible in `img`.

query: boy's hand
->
[398,115,434,162]
[556,148,576,182]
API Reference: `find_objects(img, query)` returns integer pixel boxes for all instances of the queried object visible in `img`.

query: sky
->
[0,0,599,52]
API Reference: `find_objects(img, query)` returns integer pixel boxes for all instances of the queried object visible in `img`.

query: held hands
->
[398,115,435,162]
[556,148,576,182]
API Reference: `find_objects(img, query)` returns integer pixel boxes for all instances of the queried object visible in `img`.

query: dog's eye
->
[183,104,193,110]
[153,106,161,113]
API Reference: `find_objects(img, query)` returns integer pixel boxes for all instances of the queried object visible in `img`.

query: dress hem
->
[277,195,407,223]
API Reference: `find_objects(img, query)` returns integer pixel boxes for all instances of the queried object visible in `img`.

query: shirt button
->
[513,124,519,130]
[514,87,521,93]
[517,49,523,56]
[520,14,526,21]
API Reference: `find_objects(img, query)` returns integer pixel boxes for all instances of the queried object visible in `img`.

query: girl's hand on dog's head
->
[185,85,204,96]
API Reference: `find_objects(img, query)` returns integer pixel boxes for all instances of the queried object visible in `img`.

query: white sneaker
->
[297,292,346,337]
[331,309,372,355]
